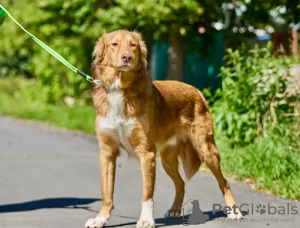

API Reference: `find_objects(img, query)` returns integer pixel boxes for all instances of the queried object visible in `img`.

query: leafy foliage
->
[1,0,299,103]
[0,0,94,103]
[0,0,223,102]
[0,0,41,78]
[214,42,299,145]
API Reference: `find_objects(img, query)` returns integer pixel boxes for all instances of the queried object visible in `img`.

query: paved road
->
[0,116,299,228]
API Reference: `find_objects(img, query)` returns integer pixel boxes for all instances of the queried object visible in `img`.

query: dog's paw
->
[164,209,181,219]
[136,217,155,228]
[85,216,109,228]
[227,210,243,220]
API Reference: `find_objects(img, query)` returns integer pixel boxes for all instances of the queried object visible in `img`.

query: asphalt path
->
[0,116,299,228]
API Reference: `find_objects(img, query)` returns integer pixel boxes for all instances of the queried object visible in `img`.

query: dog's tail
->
[179,140,201,180]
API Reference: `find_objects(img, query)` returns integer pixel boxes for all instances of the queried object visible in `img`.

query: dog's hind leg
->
[160,144,185,219]
[189,124,243,220]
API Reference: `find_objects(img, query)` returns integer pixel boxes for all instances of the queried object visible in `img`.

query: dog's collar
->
[95,72,123,93]
[94,80,110,92]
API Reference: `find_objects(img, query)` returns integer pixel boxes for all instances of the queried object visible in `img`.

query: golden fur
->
[85,30,242,228]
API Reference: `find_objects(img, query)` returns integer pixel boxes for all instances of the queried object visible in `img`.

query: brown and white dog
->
[85,30,242,228]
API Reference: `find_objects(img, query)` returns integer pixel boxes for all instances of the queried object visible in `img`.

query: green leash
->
[0,4,100,85]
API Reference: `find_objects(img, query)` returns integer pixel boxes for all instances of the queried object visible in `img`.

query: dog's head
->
[191,199,199,207]
[93,30,147,72]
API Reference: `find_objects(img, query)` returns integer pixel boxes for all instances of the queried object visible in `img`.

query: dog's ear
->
[139,39,147,68]
[92,34,107,79]
[93,33,107,63]
[133,32,147,69]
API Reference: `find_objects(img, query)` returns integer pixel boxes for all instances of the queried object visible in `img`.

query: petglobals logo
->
[180,200,299,226]
[212,203,298,216]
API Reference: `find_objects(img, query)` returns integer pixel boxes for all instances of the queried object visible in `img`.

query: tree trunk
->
[291,28,298,56]
[167,33,184,81]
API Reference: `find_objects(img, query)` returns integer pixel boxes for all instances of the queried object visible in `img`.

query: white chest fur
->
[98,79,136,154]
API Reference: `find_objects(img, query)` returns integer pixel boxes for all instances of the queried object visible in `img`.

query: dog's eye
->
[111,43,118,47]
[130,43,136,47]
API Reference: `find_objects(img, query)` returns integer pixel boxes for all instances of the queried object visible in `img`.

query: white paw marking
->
[136,218,155,228]
[164,211,181,219]
[85,216,109,228]
[227,210,243,220]
[137,199,155,228]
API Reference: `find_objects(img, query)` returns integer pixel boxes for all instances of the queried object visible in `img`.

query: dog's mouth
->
[117,64,132,71]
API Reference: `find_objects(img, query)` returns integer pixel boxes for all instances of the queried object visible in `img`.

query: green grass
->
[0,77,96,135]
[215,131,300,200]
[0,77,299,200]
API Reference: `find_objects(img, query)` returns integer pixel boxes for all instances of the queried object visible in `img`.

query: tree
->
[47,0,299,81]
[38,0,225,81]
[1,0,299,103]
[0,0,44,78]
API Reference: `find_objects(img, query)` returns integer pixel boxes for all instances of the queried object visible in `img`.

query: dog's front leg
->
[136,150,156,228]
[85,132,117,228]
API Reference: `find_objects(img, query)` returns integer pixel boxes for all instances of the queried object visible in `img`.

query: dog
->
[85,30,242,228]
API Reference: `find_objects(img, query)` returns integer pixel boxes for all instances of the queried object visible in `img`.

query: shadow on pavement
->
[106,210,238,227]
[0,197,101,213]
[155,211,228,227]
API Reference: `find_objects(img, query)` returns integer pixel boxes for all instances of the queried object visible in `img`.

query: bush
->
[214,42,299,145]
[0,1,37,78]
[28,37,92,103]
[0,0,94,103]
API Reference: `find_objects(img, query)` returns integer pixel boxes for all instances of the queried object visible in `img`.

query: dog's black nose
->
[121,53,132,62]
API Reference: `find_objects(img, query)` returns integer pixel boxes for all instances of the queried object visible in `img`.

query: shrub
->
[0,0,94,103]
[214,42,299,145]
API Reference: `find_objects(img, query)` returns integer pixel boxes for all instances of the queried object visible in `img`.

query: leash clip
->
[92,79,102,85]
[77,70,102,85]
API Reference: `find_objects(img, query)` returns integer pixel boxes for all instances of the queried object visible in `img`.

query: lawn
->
[0,77,96,135]
[215,131,300,200]
[0,77,299,200]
